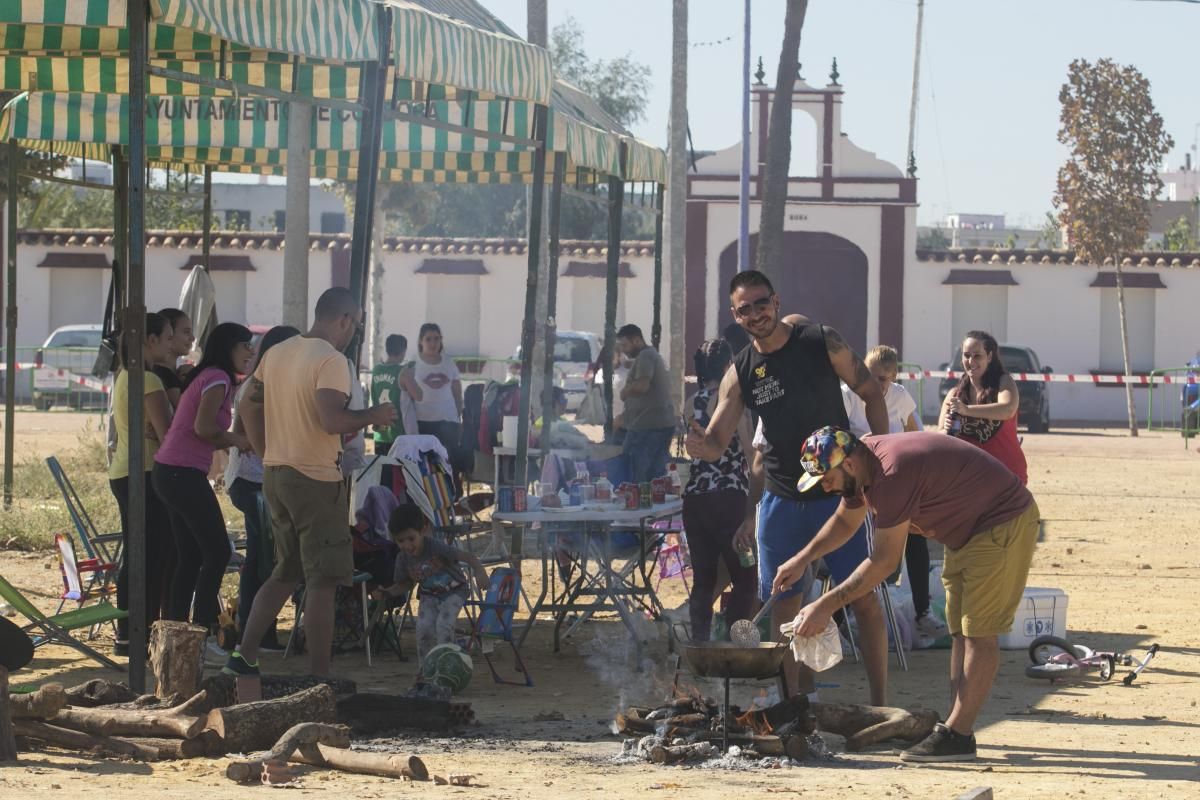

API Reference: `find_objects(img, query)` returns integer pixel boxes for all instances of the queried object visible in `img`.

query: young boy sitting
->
[372,502,490,664]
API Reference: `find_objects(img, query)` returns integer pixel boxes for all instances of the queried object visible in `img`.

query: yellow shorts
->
[942,501,1040,638]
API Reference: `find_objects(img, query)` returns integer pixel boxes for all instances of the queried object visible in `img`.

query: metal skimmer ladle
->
[729,591,783,647]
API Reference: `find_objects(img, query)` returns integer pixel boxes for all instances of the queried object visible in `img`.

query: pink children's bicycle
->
[1025,635,1159,685]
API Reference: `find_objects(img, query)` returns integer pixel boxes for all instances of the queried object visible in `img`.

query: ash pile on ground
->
[612,732,839,770]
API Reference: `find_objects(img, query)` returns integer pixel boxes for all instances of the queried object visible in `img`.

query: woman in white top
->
[413,322,465,477]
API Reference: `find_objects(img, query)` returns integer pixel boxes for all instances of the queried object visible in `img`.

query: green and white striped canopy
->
[0,0,553,105]
[0,90,646,183]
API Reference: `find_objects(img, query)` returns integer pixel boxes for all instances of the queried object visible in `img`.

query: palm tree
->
[754,0,808,278]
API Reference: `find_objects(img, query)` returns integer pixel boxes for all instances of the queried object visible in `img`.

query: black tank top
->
[734,323,848,501]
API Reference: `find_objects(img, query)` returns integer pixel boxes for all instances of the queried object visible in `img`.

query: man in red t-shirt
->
[771,427,1039,763]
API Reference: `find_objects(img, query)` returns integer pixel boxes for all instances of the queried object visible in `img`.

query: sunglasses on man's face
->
[733,295,775,319]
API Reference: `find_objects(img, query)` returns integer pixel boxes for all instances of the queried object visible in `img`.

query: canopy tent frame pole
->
[125,0,150,693]
[650,182,665,351]
[112,147,128,307]
[540,151,566,440]
[602,144,628,438]
[348,6,394,359]
[513,103,549,559]
[201,166,213,268]
[3,140,17,509]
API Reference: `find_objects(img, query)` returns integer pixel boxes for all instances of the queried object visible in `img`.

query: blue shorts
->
[757,491,870,601]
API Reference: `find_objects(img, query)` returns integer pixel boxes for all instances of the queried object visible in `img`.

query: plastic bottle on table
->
[595,473,613,501]
[667,462,683,496]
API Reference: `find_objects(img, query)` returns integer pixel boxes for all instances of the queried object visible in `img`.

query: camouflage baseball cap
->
[796,426,859,493]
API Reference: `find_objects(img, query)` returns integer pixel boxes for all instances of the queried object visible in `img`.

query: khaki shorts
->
[942,501,1040,638]
[264,465,353,587]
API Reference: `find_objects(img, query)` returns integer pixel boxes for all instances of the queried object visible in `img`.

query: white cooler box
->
[998,587,1068,650]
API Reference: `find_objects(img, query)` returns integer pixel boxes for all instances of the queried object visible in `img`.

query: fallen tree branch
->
[64,679,138,708]
[11,683,67,720]
[51,691,207,739]
[810,702,939,751]
[225,723,351,782]
[14,719,161,761]
[293,742,429,780]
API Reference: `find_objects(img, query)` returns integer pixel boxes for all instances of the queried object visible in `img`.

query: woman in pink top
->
[153,323,254,661]
[937,330,1028,485]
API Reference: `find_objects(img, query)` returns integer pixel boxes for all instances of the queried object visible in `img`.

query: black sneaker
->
[221,650,261,677]
[899,723,977,763]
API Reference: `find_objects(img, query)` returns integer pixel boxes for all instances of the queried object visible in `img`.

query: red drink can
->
[624,484,640,510]
[651,478,666,504]
[513,487,527,512]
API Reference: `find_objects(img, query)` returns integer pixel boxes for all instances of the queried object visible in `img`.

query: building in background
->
[64,163,347,233]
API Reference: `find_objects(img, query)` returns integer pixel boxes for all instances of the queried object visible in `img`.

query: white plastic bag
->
[781,618,844,672]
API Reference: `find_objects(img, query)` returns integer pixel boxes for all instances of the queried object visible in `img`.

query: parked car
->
[512,330,602,412]
[33,324,105,410]
[938,344,1052,433]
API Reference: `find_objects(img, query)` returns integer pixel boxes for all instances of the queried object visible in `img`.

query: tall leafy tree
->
[550,17,651,128]
[755,0,808,278]
[1053,58,1173,436]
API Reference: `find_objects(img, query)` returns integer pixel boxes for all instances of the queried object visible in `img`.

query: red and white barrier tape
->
[43,368,111,394]
[902,370,1197,386]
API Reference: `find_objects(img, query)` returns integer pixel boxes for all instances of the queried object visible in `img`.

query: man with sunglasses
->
[685,269,891,704]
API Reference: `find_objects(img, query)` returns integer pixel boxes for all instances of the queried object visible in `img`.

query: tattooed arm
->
[792,520,908,638]
[824,325,889,436]
[238,377,267,457]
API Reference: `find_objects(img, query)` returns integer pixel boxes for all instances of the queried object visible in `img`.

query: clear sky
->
[485,0,1200,228]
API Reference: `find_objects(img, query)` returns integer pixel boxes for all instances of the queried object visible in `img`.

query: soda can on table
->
[497,486,514,513]
[651,478,666,504]
[622,483,639,510]
[513,487,527,512]
[569,483,583,506]
[639,482,652,509]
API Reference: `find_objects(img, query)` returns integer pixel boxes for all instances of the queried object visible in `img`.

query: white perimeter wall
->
[903,260,1200,423]
[13,240,668,367]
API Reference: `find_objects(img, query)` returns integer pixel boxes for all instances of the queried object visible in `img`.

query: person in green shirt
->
[370,334,422,453]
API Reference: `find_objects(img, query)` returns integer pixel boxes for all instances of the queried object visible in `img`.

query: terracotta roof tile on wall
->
[917,246,1200,269]
[16,230,659,258]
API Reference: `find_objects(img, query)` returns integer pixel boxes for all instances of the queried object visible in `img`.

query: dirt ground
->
[2,412,1198,797]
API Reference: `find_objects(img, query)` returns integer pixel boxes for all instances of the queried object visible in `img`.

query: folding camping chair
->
[45,456,122,591]
[466,567,532,686]
[53,533,119,642]
[0,573,126,670]
[284,572,374,666]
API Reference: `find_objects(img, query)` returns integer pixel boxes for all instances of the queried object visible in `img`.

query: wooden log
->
[51,693,206,739]
[810,702,939,752]
[14,719,161,761]
[0,667,17,762]
[150,621,207,702]
[199,674,357,710]
[661,712,708,728]
[614,709,659,735]
[648,741,717,764]
[206,684,337,753]
[65,679,138,708]
[336,693,453,736]
[293,742,428,780]
[225,723,351,782]
[11,682,67,720]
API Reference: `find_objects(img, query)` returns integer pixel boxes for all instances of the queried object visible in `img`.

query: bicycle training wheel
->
[1028,635,1084,665]
[1099,655,1115,681]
